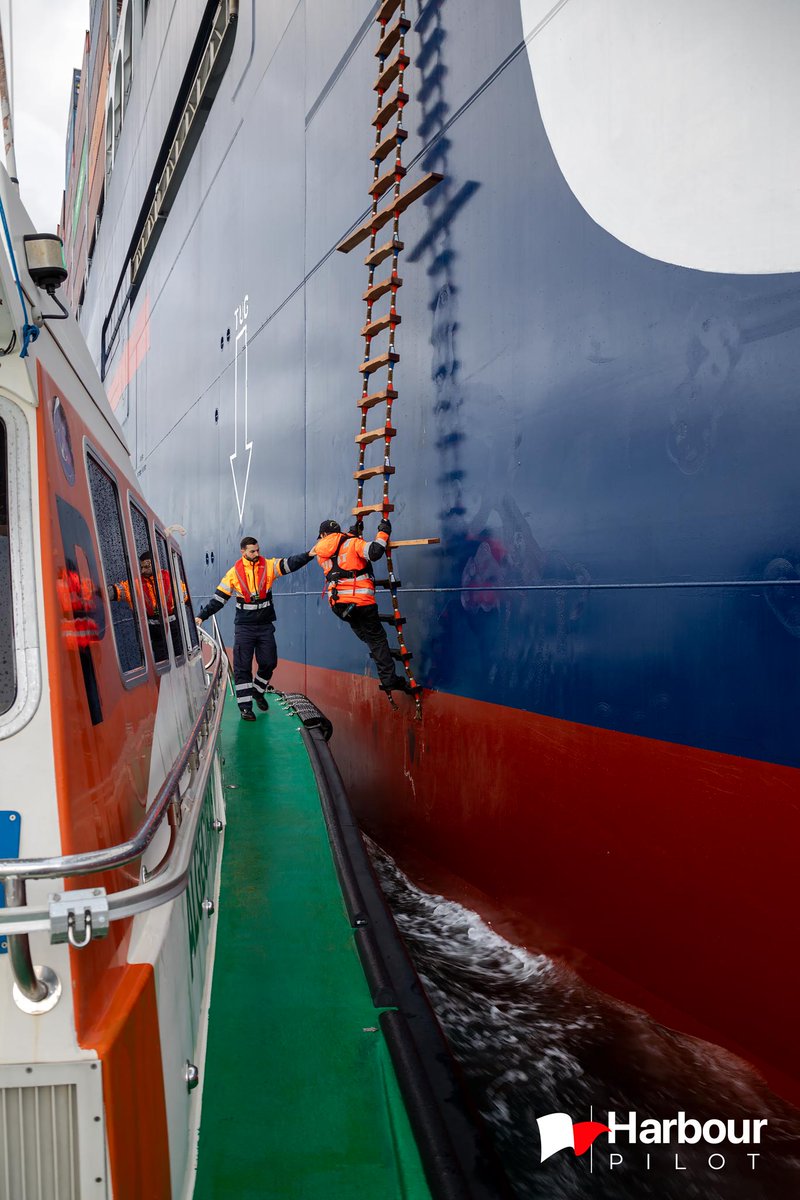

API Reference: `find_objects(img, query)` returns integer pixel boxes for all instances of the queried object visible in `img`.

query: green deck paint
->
[193,697,431,1199]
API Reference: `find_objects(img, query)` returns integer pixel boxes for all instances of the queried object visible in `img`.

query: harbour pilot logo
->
[536,1113,609,1162]
[536,1110,768,1173]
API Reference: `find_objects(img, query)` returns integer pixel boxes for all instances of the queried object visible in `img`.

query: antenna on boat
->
[0,1,18,181]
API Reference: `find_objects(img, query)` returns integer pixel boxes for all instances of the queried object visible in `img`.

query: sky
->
[1,0,90,232]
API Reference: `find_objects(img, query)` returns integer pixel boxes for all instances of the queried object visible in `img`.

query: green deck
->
[193,695,431,1200]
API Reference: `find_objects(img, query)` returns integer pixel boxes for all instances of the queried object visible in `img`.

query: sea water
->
[369,841,800,1200]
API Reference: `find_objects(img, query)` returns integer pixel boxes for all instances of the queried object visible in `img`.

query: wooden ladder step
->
[376,0,403,25]
[376,16,410,59]
[338,174,443,253]
[363,275,402,304]
[352,504,395,519]
[359,349,399,376]
[372,89,408,129]
[361,312,401,338]
[353,464,396,480]
[388,538,441,547]
[371,126,408,163]
[379,611,407,626]
[374,52,409,93]
[371,163,406,201]
[377,578,402,589]
[390,648,412,660]
[358,386,397,410]
[391,170,444,215]
[365,237,403,267]
[355,425,397,446]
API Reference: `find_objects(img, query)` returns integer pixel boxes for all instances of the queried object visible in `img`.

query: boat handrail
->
[0,630,224,884]
[1,626,227,1006]
[0,625,228,1017]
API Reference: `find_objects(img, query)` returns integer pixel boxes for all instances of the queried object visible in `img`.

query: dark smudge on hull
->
[368,840,800,1199]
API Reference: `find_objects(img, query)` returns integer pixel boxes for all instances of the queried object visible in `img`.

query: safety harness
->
[325,535,375,607]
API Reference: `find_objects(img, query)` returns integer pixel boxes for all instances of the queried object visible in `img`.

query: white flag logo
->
[536,1112,610,1163]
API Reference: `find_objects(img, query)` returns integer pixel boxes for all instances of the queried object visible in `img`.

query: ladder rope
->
[344,3,442,713]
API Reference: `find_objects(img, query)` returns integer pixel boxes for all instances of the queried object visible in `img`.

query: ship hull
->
[72,0,800,1108]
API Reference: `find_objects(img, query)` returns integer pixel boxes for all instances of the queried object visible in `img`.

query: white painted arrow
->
[230,324,252,524]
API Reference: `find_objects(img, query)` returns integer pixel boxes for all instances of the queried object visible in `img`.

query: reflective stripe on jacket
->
[311,531,389,608]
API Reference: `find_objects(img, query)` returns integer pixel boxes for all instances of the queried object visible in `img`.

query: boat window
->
[173,549,199,653]
[0,420,15,715]
[155,531,185,662]
[87,453,144,676]
[130,502,170,667]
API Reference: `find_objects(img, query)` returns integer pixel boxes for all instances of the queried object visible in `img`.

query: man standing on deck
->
[310,517,411,696]
[196,535,311,720]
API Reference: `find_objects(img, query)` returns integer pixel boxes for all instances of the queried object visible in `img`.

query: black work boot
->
[240,709,256,722]
[387,675,413,695]
[254,693,269,711]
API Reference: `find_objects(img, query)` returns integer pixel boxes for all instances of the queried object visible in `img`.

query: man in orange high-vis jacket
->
[110,553,177,618]
[310,517,411,695]
[110,553,179,660]
[195,535,311,720]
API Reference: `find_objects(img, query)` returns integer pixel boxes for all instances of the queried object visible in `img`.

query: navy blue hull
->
[102,0,800,768]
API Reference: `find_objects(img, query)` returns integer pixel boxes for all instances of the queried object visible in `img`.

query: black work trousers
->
[333,603,396,688]
[233,622,277,711]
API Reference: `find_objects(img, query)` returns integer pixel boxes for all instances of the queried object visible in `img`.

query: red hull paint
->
[275,659,800,1107]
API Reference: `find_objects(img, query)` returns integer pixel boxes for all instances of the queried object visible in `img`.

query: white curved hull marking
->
[521,0,800,274]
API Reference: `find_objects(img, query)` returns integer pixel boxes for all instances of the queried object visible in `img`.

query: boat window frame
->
[0,392,41,740]
[154,526,186,667]
[171,546,201,660]
[84,441,148,689]
[128,496,171,676]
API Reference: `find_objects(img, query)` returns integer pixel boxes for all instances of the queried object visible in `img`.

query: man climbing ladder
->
[335,0,442,710]
[311,517,412,696]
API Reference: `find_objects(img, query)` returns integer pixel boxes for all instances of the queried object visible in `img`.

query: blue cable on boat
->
[0,192,40,358]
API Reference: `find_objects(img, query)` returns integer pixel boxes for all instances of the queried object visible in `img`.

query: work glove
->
[377,518,392,535]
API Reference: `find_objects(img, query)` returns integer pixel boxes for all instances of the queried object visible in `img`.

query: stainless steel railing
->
[0,628,227,1008]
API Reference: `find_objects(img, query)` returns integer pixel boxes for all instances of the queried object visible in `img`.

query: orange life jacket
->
[312,533,381,608]
[143,570,175,617]
[57,569,101,650]
[233,556,272,602]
